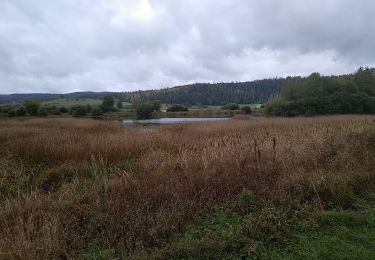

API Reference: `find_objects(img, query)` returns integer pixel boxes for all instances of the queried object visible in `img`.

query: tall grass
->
[0,116,374,258]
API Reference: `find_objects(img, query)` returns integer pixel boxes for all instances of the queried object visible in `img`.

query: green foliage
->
[166,104,188,112]
[241,105,252,114]
[354,67,375,96]
[266,195,375,259]
[222,103,240,110]
[91,106,103,119]
[70,105,88,117]
[15,107,26,117]
[7,109,15,117]
[116,99,123,109]
[239,189,255,213]
[79,246,117,260]
[119,79,283,105]
[38,107,48,117]
[102,95,114,112]
[131,94,142,109]
[267,68,375,116]
[42,98,102,108]
[136,103,154,119]
[132,194,375,259]
[151,100,161,111]
[59,107,68,113]
[23,99,40,116]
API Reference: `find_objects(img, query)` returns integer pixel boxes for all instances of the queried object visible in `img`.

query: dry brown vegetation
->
[0,116,375,258]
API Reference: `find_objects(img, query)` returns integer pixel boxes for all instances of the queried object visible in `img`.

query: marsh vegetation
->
[0,116,374,258]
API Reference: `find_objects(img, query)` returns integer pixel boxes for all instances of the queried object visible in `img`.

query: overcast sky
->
[1,0,375,94]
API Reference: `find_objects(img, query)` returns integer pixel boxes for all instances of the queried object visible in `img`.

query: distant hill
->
[119,79,284,105]
[0,79,284,105]
[0,92,111,104]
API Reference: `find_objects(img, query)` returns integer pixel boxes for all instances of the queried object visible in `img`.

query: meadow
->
[0,115,374,259]
[42,98,104,108]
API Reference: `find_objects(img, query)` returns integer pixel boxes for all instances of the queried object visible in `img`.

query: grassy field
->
[42,98,133,108]
[0,116,374,258]
[42,98,103,108]
[187,104,262,111]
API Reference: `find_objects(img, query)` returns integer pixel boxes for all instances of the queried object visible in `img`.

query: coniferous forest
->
[117,79,284,105]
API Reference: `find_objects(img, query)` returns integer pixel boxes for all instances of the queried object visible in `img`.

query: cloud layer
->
[0,0,374,94]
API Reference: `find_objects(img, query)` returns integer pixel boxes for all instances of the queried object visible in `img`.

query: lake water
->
[122,117,230,125]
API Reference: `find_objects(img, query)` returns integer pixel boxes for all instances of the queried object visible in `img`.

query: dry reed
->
[0,115,374,258]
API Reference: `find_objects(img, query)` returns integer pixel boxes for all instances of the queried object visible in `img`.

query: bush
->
[23,100,40,116]
[59,107,68,113]
[222,103,240,110]
[166,104,188,112]
[70,105,88,117]
[86,105,92,113]
[15,107,26,117]
[151,100,161,111]
[117,100,123,109]
[241,106,252,115]
[136,103,154,119]
[102,95,115,112]
[7,110,16,117]
[91,107,104,119]
[38,107,48,117]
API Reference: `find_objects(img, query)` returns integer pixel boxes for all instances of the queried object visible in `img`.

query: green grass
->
[267,194,375,260]
[188,104,262,111]
[122,193,375,259]
[42,98,133,108]
[42,98,103,108]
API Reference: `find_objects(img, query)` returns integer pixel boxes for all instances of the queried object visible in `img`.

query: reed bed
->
[0,115,374,258]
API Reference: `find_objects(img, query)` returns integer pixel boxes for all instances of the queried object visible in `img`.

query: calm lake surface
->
[122,117,230,125]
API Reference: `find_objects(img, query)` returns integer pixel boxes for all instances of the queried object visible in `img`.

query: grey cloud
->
[0,0,374,94]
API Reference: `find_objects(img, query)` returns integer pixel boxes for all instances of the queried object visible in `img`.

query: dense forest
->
[0,80,283,105]
[117,79,284,105]
[265,68,375,116]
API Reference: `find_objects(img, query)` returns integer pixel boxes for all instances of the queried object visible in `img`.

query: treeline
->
[0,95,118,119]
[116,79,284,105]
[1,80,283,106]
[0,92,111,104]
[265,68,375,116]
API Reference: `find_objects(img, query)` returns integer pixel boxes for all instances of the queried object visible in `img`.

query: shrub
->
[91,106,104,119]
[85,104,92,113]
[117,100,123,109]
[102,95,115,112]
[70,105,88,117]
[151,100,161,111]
[222,103,240,110]
[23,100,40,116]
[241,106,252,115]
[59,107,68,113]
[15,107,26,117]
[166,104,188,112]
[38,107,48,117]
[136,103,154,119]
[7,110,16,117]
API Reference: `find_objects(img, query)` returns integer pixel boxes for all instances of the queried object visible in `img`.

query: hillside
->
[0,92,111,104]
[0,79,284,105]
[120,79,284,105]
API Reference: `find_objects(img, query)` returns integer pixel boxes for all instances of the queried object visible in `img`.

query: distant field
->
[187,104,262,110]
[42,98,103,108]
